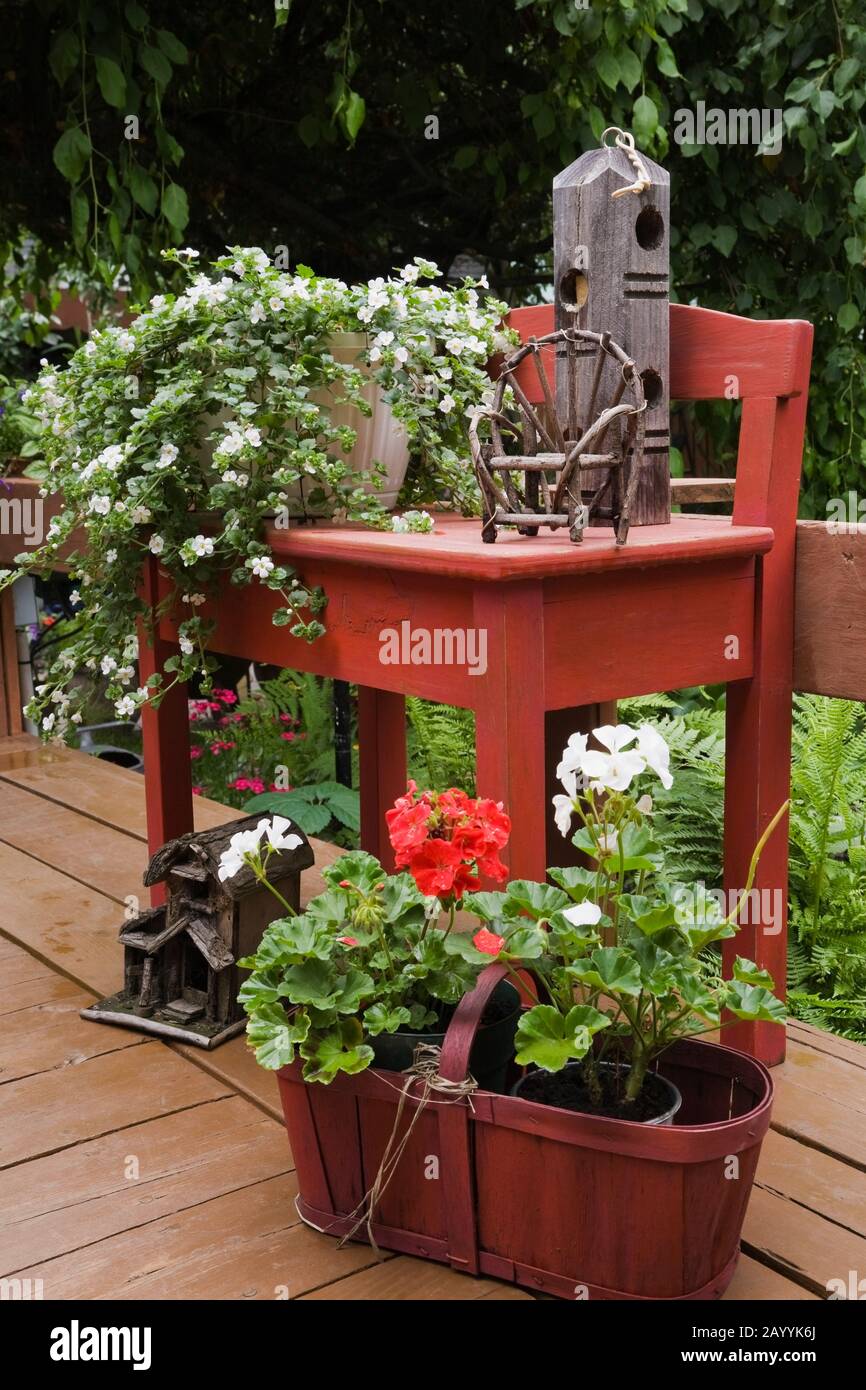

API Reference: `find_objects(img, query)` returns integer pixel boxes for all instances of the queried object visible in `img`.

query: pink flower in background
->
[192,785,203,796]
[189,745,203,760]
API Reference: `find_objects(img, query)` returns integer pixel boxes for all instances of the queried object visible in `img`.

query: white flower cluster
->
[218,815,303,881]
[552,724,673,837]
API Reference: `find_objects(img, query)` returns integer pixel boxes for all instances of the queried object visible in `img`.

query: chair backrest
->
[505,303,813,532]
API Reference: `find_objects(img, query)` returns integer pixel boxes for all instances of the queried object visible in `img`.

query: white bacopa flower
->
[114,500,127,513]
[636,724,673,790]
[42,713,55,732]
[105,549,117,563]
[232,261,246,277]
[250,302,266,324]
[374,331,394,347]
[158,442,179,468]
[244,426,261,447]
[268,296,283,313]
[368,345,382,363]
[249,555,275,579]
[190,534,215,558]
[438,394,456,414]
[444,337,465,355]
[116,331,136,353]
[218,430,243,457]
[100,656,117,675]
[131,505,152,524]
[562,901,602,927]
[150,294,167,309]
[69,589,81,604]
[178,248,200,259]
[149,534,165,554]
[71,712,83,724]
[115,695,137,717]
[183,592,206,606]
[400,264,420,282]
[179,635,195,655]
[394,345,409,365]
[89,495,111,514]
[98,444,125,469]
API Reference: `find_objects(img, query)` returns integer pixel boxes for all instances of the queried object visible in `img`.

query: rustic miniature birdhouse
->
[81,814,314,1047]
[553,130,671,525]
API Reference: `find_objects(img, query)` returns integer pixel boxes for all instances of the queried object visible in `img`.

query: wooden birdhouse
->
[553,131,671,525]
[81,814,314,1047]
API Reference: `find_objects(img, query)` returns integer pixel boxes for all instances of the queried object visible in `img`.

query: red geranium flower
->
[473,928,506,956]
[337,935,358,947]
[407,838,464,897]
[386,784,512,904]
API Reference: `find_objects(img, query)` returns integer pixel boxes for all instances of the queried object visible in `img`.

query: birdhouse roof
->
[142,813,314,899]
[553,142,669,192]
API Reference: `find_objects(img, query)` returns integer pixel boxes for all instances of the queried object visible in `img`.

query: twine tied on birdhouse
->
[335,1044,479,1257]
[601,126,653,198]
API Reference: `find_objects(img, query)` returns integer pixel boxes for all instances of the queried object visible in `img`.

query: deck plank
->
[743,1185,866,1297]
[0,994,145,1086]
[0,1039,229,1169]
[300,1259,532,1300]
[0,1096,291,1272]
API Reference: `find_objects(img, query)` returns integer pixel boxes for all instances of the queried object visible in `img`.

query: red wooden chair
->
[506,302,813,1063]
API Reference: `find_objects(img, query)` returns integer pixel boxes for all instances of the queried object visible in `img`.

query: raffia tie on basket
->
[336,1043,479,1258]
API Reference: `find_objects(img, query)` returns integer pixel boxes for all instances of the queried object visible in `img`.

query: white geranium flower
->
[218,826,264,881]
[581,747,646,793]
[259,815,303,852]
[552,792,575,838]
[636,725,673,790]
[562,901,602,927]
[556,731,588,785]
[149,534,165,555]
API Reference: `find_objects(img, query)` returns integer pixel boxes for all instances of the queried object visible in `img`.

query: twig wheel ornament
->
[469,327,647,546]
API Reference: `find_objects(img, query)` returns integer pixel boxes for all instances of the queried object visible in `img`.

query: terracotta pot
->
[276,964,774,1300]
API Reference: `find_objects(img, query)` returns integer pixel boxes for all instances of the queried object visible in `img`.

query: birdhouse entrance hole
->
[559,268,589,311]
[635,206,664,250]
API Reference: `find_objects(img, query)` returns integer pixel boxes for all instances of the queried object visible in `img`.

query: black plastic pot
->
[368,981,520,1094]
[512,1059,683,1126]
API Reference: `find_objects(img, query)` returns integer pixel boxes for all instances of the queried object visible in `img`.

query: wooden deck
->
[0,733,863,1302]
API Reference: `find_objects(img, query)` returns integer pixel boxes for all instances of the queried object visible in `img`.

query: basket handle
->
[439,963,507,1083]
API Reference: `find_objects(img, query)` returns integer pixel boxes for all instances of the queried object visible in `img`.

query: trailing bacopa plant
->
[459,724,787,1116]
[234,789,512,1082]
[1,248,510,737]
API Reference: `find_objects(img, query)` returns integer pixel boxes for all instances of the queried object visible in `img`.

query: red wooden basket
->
[276,964,773,1300]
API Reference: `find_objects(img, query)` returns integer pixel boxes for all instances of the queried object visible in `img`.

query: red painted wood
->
[357,687,406,872]
[473,583,548,880]
[138,557,193,905]
[508,302,809,402]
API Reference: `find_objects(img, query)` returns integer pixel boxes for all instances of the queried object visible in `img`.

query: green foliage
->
[5,250,508,736]
[243,782,360,840]
[407,699,476,793]
[5,1,865,504]
[624,692,866,1042]
[238,849,490,1083]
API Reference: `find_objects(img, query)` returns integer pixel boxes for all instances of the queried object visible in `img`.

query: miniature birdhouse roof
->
[142,813,314,900]
[118,902,235,970]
